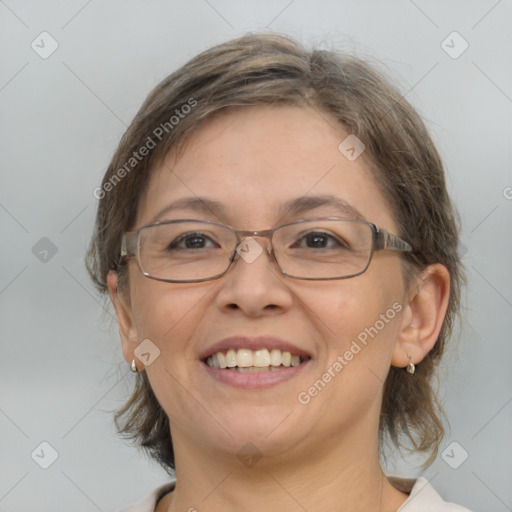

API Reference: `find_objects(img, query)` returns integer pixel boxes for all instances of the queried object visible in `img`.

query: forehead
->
[136,106,396,231]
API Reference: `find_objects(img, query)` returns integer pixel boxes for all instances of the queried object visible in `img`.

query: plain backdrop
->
[1,1,511,511]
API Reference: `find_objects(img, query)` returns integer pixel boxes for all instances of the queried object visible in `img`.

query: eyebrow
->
[279,195,366,221]
[148,194,367,225]
[148,196,226,224]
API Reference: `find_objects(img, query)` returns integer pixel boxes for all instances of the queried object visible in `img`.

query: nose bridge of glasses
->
[234,228,276,259]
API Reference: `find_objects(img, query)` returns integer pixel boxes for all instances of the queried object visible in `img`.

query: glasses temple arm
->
[375,230,412,252]
[120,232,138,257]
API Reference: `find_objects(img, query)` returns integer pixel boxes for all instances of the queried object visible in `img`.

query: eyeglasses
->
[119,217,413,283]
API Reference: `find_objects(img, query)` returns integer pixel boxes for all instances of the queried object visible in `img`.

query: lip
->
[202,360,311,389]
[199,335,313,390]
[198,335,312,360]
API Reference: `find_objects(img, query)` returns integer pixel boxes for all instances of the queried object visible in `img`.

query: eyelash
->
[169,230,347,250]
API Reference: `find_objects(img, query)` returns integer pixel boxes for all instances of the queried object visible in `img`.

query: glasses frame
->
[119,217,413,283]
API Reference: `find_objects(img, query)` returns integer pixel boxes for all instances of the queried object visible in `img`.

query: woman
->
[86,33,471,511]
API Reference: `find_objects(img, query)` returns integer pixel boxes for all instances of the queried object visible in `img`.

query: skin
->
[107,105,450,512]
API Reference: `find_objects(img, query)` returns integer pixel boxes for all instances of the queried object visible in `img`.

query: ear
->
[391,263,451,369]
[107,270,141,370]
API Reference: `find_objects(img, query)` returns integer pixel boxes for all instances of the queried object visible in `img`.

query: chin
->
[211,407,311,457]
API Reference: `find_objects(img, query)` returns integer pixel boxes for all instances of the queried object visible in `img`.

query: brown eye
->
[169,233,217,250]
[292,231,348,249]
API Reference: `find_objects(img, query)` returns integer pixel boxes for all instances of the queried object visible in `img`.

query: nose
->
[214,235,293,317]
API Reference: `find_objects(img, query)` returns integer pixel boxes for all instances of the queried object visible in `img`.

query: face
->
[112,106,410,465]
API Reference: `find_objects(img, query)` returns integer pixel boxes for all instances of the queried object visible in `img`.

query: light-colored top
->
[118,475,473,511]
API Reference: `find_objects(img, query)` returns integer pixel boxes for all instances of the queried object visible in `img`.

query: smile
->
[204,348,310,372]
[200,336,312,388]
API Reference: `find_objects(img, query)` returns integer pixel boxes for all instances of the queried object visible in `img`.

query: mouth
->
[203,348,311,372]
[199,336,312,388]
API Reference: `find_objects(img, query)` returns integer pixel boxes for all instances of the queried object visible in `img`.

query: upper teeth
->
[206,348,303,369]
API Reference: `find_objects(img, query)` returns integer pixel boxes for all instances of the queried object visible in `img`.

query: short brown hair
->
[86,33,463,474]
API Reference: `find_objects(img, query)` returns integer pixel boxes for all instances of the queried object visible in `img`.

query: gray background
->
[1,1,511,511]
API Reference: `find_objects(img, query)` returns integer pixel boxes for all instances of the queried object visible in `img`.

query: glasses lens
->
[137,221,235,282]
[135,219,374,282]
[273,219,373,279]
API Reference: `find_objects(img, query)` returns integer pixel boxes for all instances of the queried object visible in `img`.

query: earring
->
[406,356,415,374]
[130,359,138,373]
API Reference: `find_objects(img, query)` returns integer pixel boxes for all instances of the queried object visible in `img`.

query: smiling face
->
[110,105,411,466]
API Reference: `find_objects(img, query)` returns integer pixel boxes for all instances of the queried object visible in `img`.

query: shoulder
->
[117,481,175,512]
[388,475,473,511]
[118,477,473,512]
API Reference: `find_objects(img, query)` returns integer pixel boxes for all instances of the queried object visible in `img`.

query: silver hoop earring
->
[406,356,415,374]
[130,359,138,373]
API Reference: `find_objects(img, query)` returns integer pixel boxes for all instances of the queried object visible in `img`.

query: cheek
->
[300,268,404,385]
[130,281,216,425]
[291,284,403,438]
[299,273,400,342]
[130,278,215,358]
[301,279,402,417]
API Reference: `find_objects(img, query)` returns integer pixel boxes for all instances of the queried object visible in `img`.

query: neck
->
[163,421,408,512]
